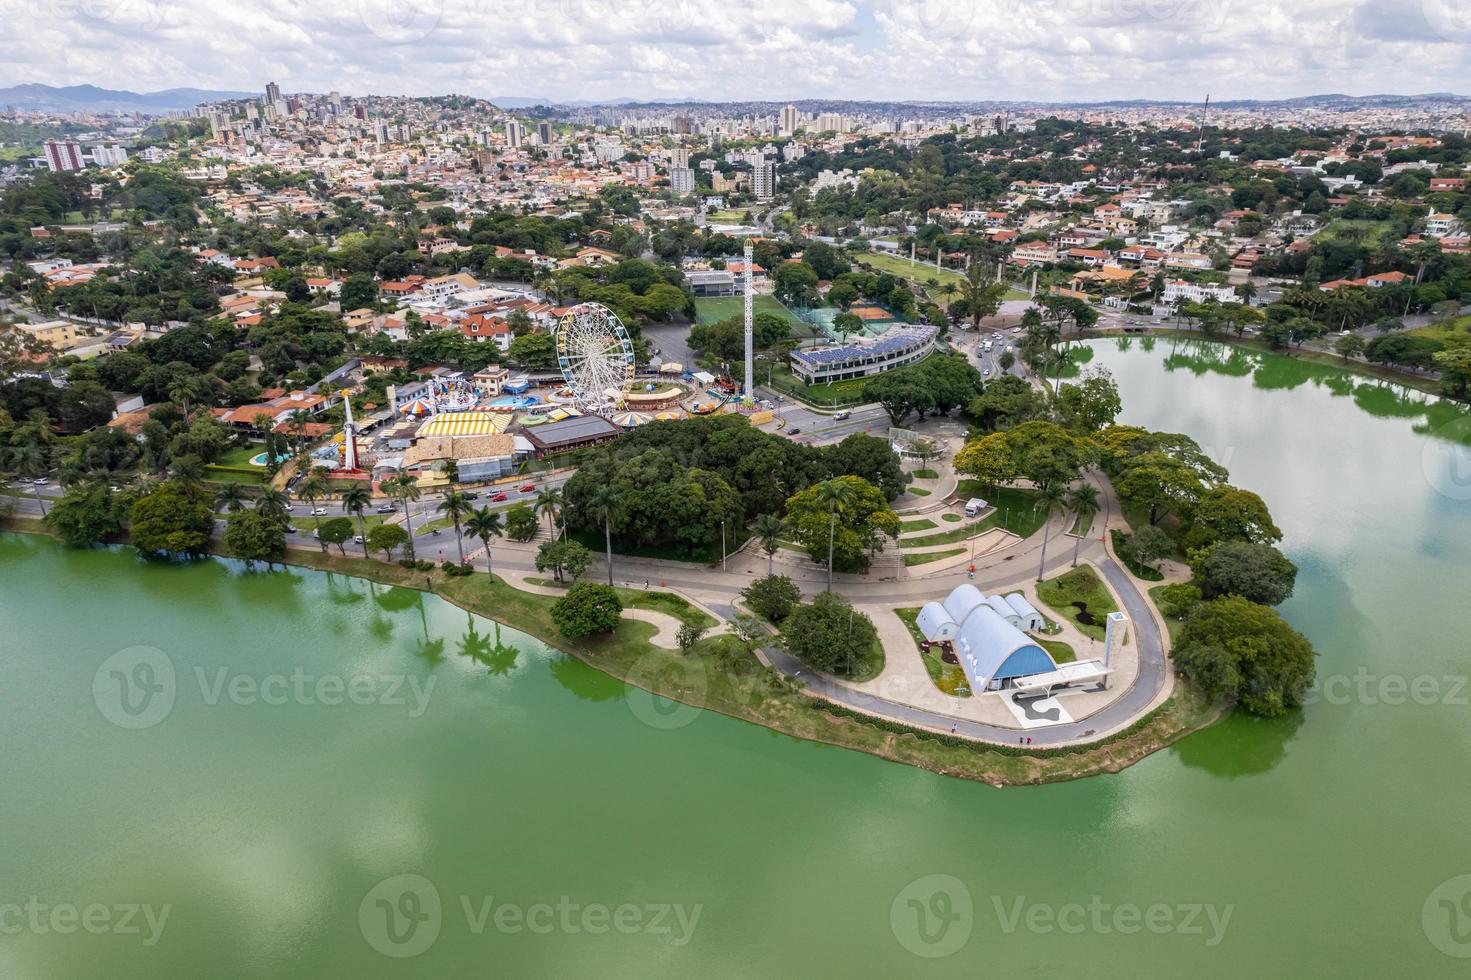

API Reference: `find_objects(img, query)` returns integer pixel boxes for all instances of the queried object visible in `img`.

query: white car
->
[311,507,328,516]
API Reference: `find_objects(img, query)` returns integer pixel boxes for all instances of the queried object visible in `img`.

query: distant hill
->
[0,83,255,113]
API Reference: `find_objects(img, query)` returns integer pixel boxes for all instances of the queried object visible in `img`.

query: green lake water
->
[4,338,1471,977]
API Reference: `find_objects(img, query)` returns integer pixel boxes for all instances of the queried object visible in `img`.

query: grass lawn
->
[895,607,972,697]
[527,578,717,629]
[1036,637,1077,665]
[904,547,965,566]
[901,520,989,549]
[911,469,939,480]
[215,444,265,467]
[695,294,803,326]
[942,513,962,523]
[900,518,937,533]
[907,487,932,497]
[954,483,1045,538]
[203,466,265,486]
[1069,511,1094,537]
[764,360,871,407]
[1036,565,1120,642]
[707,209,753,224]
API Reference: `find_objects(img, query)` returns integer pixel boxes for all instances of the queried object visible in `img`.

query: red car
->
[519,483,536,493]
[491,492,509,502]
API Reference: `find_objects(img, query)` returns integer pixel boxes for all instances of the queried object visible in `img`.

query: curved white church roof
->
[942,584,987,625]
[953,607,1057,692]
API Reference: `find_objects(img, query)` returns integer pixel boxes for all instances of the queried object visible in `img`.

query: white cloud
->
[0,0,1467,101]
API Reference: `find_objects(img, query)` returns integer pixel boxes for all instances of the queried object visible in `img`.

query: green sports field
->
[695,295,804,325]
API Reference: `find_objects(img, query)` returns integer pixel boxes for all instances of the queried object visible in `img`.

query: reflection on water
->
[1156,339,1471,446]
[1169,710,1305,779]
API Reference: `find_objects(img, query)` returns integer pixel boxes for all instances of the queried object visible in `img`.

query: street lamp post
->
[721,520,727,572]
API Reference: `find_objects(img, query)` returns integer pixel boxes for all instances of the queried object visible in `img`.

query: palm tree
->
[341,484,372,557]
[814,478,855,592]
[437,490,473,564]
[168,377,199,421]
[1064,483,1100,568]
[214,482,249,513]
[534,487,564,539]
[298,473,330,547]
[752,513,786,576]
[586,484,623,586]
[465,507,504,583]
[256,488,291,523]
[288,408,312,460]
[170,455,207,501]
[1033,483,1068,582]
[388,475,422,558]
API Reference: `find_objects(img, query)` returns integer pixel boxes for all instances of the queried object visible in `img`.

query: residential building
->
[44,141,84,172]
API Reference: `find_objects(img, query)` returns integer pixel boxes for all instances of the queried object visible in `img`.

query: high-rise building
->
[43,141,84,172]
[265,81,281,104]
[506,120,524,148]
[816,112,846,133]
[779,103,798,137]
[537,122,552,145]
[670,147,689,169]
[752,162,777,201]
[90,145,128,167]
[669,166,695,195]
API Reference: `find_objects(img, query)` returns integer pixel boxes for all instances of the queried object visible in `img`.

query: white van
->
[964,498,988,518]
[833,410,851,421]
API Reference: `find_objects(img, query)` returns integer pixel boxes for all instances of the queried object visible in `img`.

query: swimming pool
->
[486,395,540,409]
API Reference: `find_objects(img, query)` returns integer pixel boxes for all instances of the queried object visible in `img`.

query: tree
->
[535,538,592,583]
[386,475,421,557]
[823,433,907,501]
[675,621,707,655]
[752,513,787,576]
[465,507,504,583]
[1334,333,1366,361]
[298,472,329,546]
[782,591,878,677]
[225,510,287,569]
[214,482,249,513]
[729,612,769,654]
[130,482,213,557]
[1115,452,1207,526]
[340,273,378,312]
[586,483,624,586]
[1126,524,1172,569]
[45,483,120,547]
[1065,483,1100,567]
[956,261,1008,331]
[772,261,819,308]
[551,583,623,638]
[534,487,564,539]
[170,454,206,501]
[1054,368,1122,434]
[1156,583,1202,620]
[1033,482,1067,581]
[1191,540,1298,606]
[741,574,802,623]
[437,490,473,564]
[341,484,373,557]
[508,331,558,371]
[1183,485,1282,551]
[505,502,540,541]
[367,522,408,561]
[318,517,354,555]
[1173,596,1316,716]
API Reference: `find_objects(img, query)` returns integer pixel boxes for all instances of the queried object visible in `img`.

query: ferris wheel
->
[554,303,636,415]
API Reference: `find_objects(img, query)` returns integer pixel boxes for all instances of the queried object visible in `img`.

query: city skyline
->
[5,1,1471,105]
